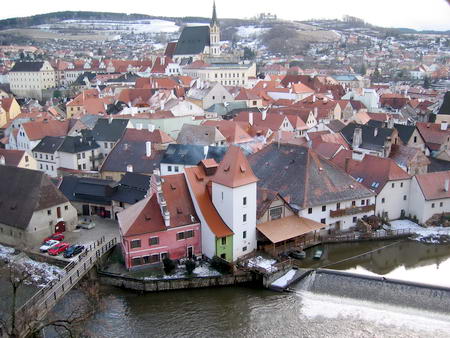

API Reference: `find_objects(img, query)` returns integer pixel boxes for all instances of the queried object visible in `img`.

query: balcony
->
[330,204,375,218]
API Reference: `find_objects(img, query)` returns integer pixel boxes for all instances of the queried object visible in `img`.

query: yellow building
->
[9,61,56,99]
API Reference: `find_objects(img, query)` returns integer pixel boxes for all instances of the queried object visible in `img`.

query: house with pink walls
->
[118,173,201,270]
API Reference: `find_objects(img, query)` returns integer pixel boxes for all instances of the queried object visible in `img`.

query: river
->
[49,239,450,337]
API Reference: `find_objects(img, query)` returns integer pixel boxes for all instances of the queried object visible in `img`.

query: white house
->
[32,136,64,177]
[408,171,450,224]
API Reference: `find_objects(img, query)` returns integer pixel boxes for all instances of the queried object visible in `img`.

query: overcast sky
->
[1,0,449,31]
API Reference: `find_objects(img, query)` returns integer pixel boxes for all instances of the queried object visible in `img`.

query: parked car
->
[40,240,60,253]
[77,217,95,230]
[63,245,85,258]
[43,232,64,243]
[48,242,70,256]
[289,250,306,259]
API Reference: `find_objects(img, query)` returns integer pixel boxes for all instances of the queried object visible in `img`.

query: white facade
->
[182,63,257,87]
[212,182,257,260]
[9,61,56,99]
[33,151,59,177]
[298,196,376,232]
[375,178,411,220]
[170,100,205,117]
[15,125,40,151]
[408,176,449,224]
[160,163,189,176]
[59,149,98,171]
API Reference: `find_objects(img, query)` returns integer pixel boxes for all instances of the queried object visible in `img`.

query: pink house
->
[118,173,201,269]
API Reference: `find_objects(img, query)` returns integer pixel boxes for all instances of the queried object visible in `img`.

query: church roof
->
[174,26,211,56]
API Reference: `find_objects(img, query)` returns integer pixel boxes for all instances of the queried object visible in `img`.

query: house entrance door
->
[187,246,193,259]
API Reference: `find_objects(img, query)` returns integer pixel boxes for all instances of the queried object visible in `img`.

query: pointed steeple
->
[210,1,219,27]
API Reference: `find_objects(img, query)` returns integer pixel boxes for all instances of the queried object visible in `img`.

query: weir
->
[293,269,450,313]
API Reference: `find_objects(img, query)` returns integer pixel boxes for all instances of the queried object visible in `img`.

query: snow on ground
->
[39,19,180,34]
[271,269,296,288]
[246,256,278,273]
[388,220,450,242]
[0,244,64,287]
[193,265,221,277]
[236,26,269,38]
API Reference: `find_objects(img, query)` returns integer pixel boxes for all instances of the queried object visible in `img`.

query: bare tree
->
[0,262,102,338]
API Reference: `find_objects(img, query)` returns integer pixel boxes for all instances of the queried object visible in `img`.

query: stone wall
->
[98,271,255,292]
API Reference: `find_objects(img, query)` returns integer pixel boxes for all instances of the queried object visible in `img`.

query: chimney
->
[146,141,152,157]
[108,116,113,124]
[0,155,5,166]
[262,109,267,121]
[344,157,350,172]
[148,124,156,132]
[383,137,391,157]
[312,95,316,103]
[313,107,318,118]
[203,145,209,158]
[374,128,378,137]
[163,209,170,227]
[352,150,364,161]
[249,112,254,126]
[445,179,449,192]
[352,127,362,149]
[441,121,448,131]
[126,164,133,172]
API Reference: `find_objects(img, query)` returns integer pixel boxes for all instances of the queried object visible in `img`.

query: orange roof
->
[415,171,450,201]
[22,120,69,141]
[211,146,258,188]
[185,166,233,238]
[292,83,314,94]
[202,120,253,144]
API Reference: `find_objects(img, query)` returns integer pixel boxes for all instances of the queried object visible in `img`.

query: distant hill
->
[0,11,217,30]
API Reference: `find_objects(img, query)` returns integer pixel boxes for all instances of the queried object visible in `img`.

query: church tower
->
[209,1,221,56]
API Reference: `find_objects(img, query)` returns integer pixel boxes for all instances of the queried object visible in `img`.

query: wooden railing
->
[14,235,119,337]
[330,204,376,218]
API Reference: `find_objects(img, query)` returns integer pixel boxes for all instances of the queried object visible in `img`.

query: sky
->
[0,0,449,31]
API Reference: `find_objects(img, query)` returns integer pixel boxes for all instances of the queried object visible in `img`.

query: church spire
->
[211,1,218,27]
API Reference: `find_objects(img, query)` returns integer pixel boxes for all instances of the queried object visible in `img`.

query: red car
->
[43,233,65,243]
[48,242,70,256]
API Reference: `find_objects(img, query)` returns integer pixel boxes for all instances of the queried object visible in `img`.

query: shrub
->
[185,260,196,275]
[162,257,176,275]
[210,256,231,274]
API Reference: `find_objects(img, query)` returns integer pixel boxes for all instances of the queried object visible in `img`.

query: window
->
[243,214,247,223]
[150,254,160,263]
[440,202,444,207]
[432,203,435,208]
[176,232,185,240]
[149,237,159,246]
[320,218,326,224]
[185,230,194,238]
[400,182,404,188]
[336,202,340,210]
[212,96,215,100]
[174,166,179,173]
[243,246,247,252]
[243,196,247,206]
[413,136,417,143]
[220,253,226,259]
[308,208,313,214]
[131,257,141,266]
[46,154,48,160]
[221,237,226,245]
[352,201,356,206]
[222,96,226,99]
[243,231,247,239]
[64,205,68,210]
[25,156,29,162]
[361,200,365,206]
[40,154,42,159]
[353,217,357,223]
[392,183,395,188]
[82,163,86,170]
[322,205,326,212]
[78,164,82,170]
[221,191,224,200]
[403,195,407,201]
[270,207,282,220]
[82,153,86,159]
[382,198,385,203]
[104,142,108,148]
[47,210,51,215]
[130,239,141,248]
[40,164,43,170]
[168,165,172,172]
[77,153,81,160]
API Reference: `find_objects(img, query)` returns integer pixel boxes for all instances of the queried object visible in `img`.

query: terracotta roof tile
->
[415,171,450,201]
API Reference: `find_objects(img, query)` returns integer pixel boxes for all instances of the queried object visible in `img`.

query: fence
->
[14,235,118,337]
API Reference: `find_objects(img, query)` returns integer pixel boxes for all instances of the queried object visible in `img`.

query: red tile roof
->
[0,149,25,167]
[184,166,233,237]
[415,171,450,201]
[22,120,69,141]
[202,120,253,144]
[211,146,258,188]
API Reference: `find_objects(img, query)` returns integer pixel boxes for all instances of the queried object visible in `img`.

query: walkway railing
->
[14,235,118,337]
